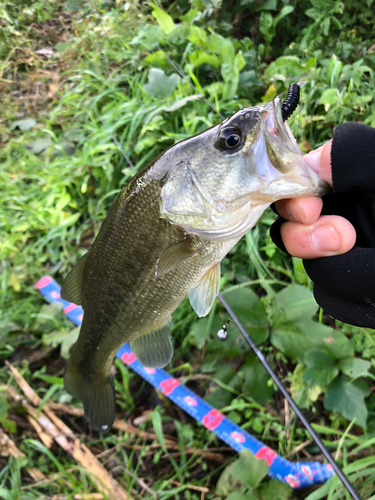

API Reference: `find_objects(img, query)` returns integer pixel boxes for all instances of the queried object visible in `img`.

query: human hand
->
[271,122,375,327]
[274,141,356,259]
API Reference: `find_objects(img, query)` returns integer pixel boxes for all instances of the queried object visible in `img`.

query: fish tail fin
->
[64,362,115,433]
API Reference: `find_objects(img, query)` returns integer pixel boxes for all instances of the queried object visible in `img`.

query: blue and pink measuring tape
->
[34,275,333,489]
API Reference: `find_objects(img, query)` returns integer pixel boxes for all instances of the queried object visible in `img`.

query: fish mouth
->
[249,96,330,200]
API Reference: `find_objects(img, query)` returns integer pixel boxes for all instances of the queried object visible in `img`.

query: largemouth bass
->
[61,95,328,432]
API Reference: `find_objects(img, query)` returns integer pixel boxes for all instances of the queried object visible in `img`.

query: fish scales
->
[74,176,233,359]
[61,97,329,431]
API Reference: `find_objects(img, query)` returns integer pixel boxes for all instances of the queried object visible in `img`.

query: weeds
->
[1,0,375,498]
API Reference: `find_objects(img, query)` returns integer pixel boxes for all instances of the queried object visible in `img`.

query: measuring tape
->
[34,275,333,489]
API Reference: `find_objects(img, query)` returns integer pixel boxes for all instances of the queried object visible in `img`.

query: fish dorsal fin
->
[61,252,89,305]
[130,322,173,368]
[188,262,221,317]
[155,239,198,277]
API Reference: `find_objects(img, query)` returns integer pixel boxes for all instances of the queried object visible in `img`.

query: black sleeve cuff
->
[331,123,375,195]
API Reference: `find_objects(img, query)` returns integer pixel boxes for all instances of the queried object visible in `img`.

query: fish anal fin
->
[155,239,197,277]
[64,361,115,433]
[130,322,173,368]
[61,252,89,305]
[189,262,220,317]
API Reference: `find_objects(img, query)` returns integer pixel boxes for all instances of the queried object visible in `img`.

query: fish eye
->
[218,128,242,151]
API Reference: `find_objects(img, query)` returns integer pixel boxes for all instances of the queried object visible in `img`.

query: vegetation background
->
[1,0,375,498]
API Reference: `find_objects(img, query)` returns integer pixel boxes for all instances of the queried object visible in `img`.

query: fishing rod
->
[218,293,361,500]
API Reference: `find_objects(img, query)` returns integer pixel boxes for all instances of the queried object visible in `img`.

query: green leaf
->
[319,88,338,105]
[232,449,269,488]
[292,257,310,286]
[235,53,246,72]
[259,0,277,10]
[0,416,17,433]
[310,0,333,9]
[0,393,8,418]
[151,410,167,453]
[0,486,13,500]
[338,358,371,378]
[291,364,322,408]
[257,478,292,499]
[180,9,200,24]
[217,450,268,496]
[189,51,221,68]
[273,6,294,27]
[11,118,36,131]
[259,11,275,43]
[55,42,74,52]
[33,373,64,386]
[163,95,202,113]
[221,63,239,100]
[64,128,84,143]
[208,32,235,65]
[64,0,83,11]
[60,212,81,228]
[26,137,53,155]
[304,8,321,19]
[43,326,80,359]
[216,459,244,496]
[144,50,168,67]
[188,316,222,349]
[150,3,175,35]
[324,376,370,428]
[265,56,315,80]
[270,285,352,363]
[221,287,269,345]
[188,26,207,46]
[143,68,180,98]
[227,493,257,500]
[303,349,339,387]
[242,352,273,405]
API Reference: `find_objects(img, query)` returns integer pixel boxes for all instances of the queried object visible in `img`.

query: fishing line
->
[93,109,136,174]
[218,293,361,500]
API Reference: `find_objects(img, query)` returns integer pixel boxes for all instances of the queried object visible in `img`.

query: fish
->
[61,94,329,432]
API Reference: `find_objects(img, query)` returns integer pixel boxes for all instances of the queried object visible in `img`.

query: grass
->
[1,0,375,498]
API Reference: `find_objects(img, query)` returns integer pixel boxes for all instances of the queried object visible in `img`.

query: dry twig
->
[0,427,46,482]
[6,361,133,500]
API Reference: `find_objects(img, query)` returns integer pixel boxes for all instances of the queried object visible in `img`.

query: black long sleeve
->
[270,123,375,328]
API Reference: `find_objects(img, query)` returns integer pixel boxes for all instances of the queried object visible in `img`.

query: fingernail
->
[311,225,340,252]
[304,147,323,174]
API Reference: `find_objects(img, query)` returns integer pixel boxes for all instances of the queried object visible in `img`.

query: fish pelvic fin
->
[61,252,89,305]
[130,321,173,368]
[64,361,115,433]
[189,262,220,317]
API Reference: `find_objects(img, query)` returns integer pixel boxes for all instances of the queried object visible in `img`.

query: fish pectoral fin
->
[64,361,115,433]
[155,239,198,277]
[130,322,173,368]
[61,252,89,305]
[188,262,221,317]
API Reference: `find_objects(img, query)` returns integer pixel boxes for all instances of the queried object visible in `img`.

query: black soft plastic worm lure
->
[281,82,301,121]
